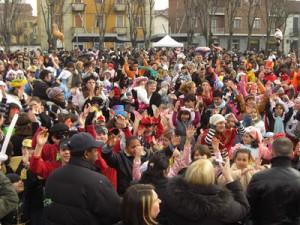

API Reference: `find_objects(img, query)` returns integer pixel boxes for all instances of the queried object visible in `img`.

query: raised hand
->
[36,128,49,147]
[211,137,220,152]
[186,125,195,140]
[220,158,233,183]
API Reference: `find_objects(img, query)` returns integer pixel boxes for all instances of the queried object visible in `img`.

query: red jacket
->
[30,155,61,179]
[32,127,59,162]
[200,128,238,154]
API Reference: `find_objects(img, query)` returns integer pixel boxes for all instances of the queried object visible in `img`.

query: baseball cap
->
[68,132,104,152]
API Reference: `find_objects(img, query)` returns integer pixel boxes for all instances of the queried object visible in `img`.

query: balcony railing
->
[72,3,86,12]
[114,4,126,11]
[209,7,225,15]
[72,27,85,34]
[211,27,225,34]
[114,27,127,35]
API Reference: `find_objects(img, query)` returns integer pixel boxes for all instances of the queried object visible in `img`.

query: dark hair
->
[184,94,196,102]
[272,137,293,157]
[126,136,140,147]
[39,70,50,80]
[233,149,253,162]
[140,152,169,184]
[177,109,191,121]
[213,90,223,98]
[122,184,157,225]
[241,134,259,148]
[192,145,211,161]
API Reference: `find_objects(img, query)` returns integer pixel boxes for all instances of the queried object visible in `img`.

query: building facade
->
[0,3,39,47]
[169,0,300,54]
[38,0,157,50]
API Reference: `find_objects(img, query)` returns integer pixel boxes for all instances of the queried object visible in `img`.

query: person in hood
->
[164,159,249,225]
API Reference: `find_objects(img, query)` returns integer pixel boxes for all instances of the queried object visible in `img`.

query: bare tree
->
[40,0,65,50]
[195,0,220,46]
[0,0,22,51]
[225,0,240,50]
[182,0,197,46]
[94,0,113,49]
[264,0,289,51]
[141,0,155,49]
[126,0,144,48]
[12,18,25,45]
[245,0,260,49]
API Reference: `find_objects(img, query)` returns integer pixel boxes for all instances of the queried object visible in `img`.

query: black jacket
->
[44,157,121,225]
[247,156,300,225]
[32,79,50,101]
[102,146,150,195]
[164,176,249,225]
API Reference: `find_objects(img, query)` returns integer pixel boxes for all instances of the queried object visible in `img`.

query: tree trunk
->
[265,33,270,52]
[4,34,10,52]
[247,34,251,50]
[228,33,232,50]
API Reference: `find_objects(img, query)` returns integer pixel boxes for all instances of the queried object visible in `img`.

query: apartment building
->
[169,0,300,53]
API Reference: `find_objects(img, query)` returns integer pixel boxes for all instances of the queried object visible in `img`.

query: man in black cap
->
[44,132,121,225]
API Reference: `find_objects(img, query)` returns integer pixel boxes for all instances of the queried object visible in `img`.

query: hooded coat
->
[164,177,249,225]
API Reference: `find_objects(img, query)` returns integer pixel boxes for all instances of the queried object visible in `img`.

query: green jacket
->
[0,172,18,219]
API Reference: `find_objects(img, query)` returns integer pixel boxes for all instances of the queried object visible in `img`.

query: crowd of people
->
[0,45,299,225]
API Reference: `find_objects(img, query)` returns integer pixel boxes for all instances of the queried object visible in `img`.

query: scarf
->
[274,116,285,134]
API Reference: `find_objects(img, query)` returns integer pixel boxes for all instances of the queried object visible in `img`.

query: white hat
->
[209,114,226,126]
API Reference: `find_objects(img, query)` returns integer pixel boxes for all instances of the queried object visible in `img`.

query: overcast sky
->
[28,0,168,16]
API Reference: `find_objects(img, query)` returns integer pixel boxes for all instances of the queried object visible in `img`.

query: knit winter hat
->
[46,87,63,99]
[245,126,262,143]
[209,114,226,126]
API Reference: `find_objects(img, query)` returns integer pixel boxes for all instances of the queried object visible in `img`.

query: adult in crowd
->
[114,184,161,225]
[44,132,121,225]
[164,159,250,225]
[247,137,300,225]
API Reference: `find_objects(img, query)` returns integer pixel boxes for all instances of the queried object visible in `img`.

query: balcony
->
[209,7,225,15]
[72,27,85,34]
[72,3,86,12]
[114,4,126,12]
[114,27,127,35]
[211,27,225,34]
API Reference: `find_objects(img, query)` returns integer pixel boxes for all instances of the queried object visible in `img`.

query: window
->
[233,18,241,29]
[137,43,145,49]
[211,17,217,32]
[176,18,181,31]
[236,0,241,7]
[193,17,198,28]
[95,0,103,3]
[116,0,124,3]
[116,15,124,27]
[232,39,240,50]
[75,14,83,27]
[253,18,261,29]
[293,17,299,34]
[96,15,104,29]
[137,15,143,27]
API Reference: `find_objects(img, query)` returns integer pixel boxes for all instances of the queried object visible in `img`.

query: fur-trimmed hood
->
[165,176,234,222]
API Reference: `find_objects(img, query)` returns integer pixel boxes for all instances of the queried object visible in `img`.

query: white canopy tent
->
[152,35,184,48]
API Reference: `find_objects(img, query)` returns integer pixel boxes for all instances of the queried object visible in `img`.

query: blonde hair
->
[179,81,196,94]
[184,159,215,185]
